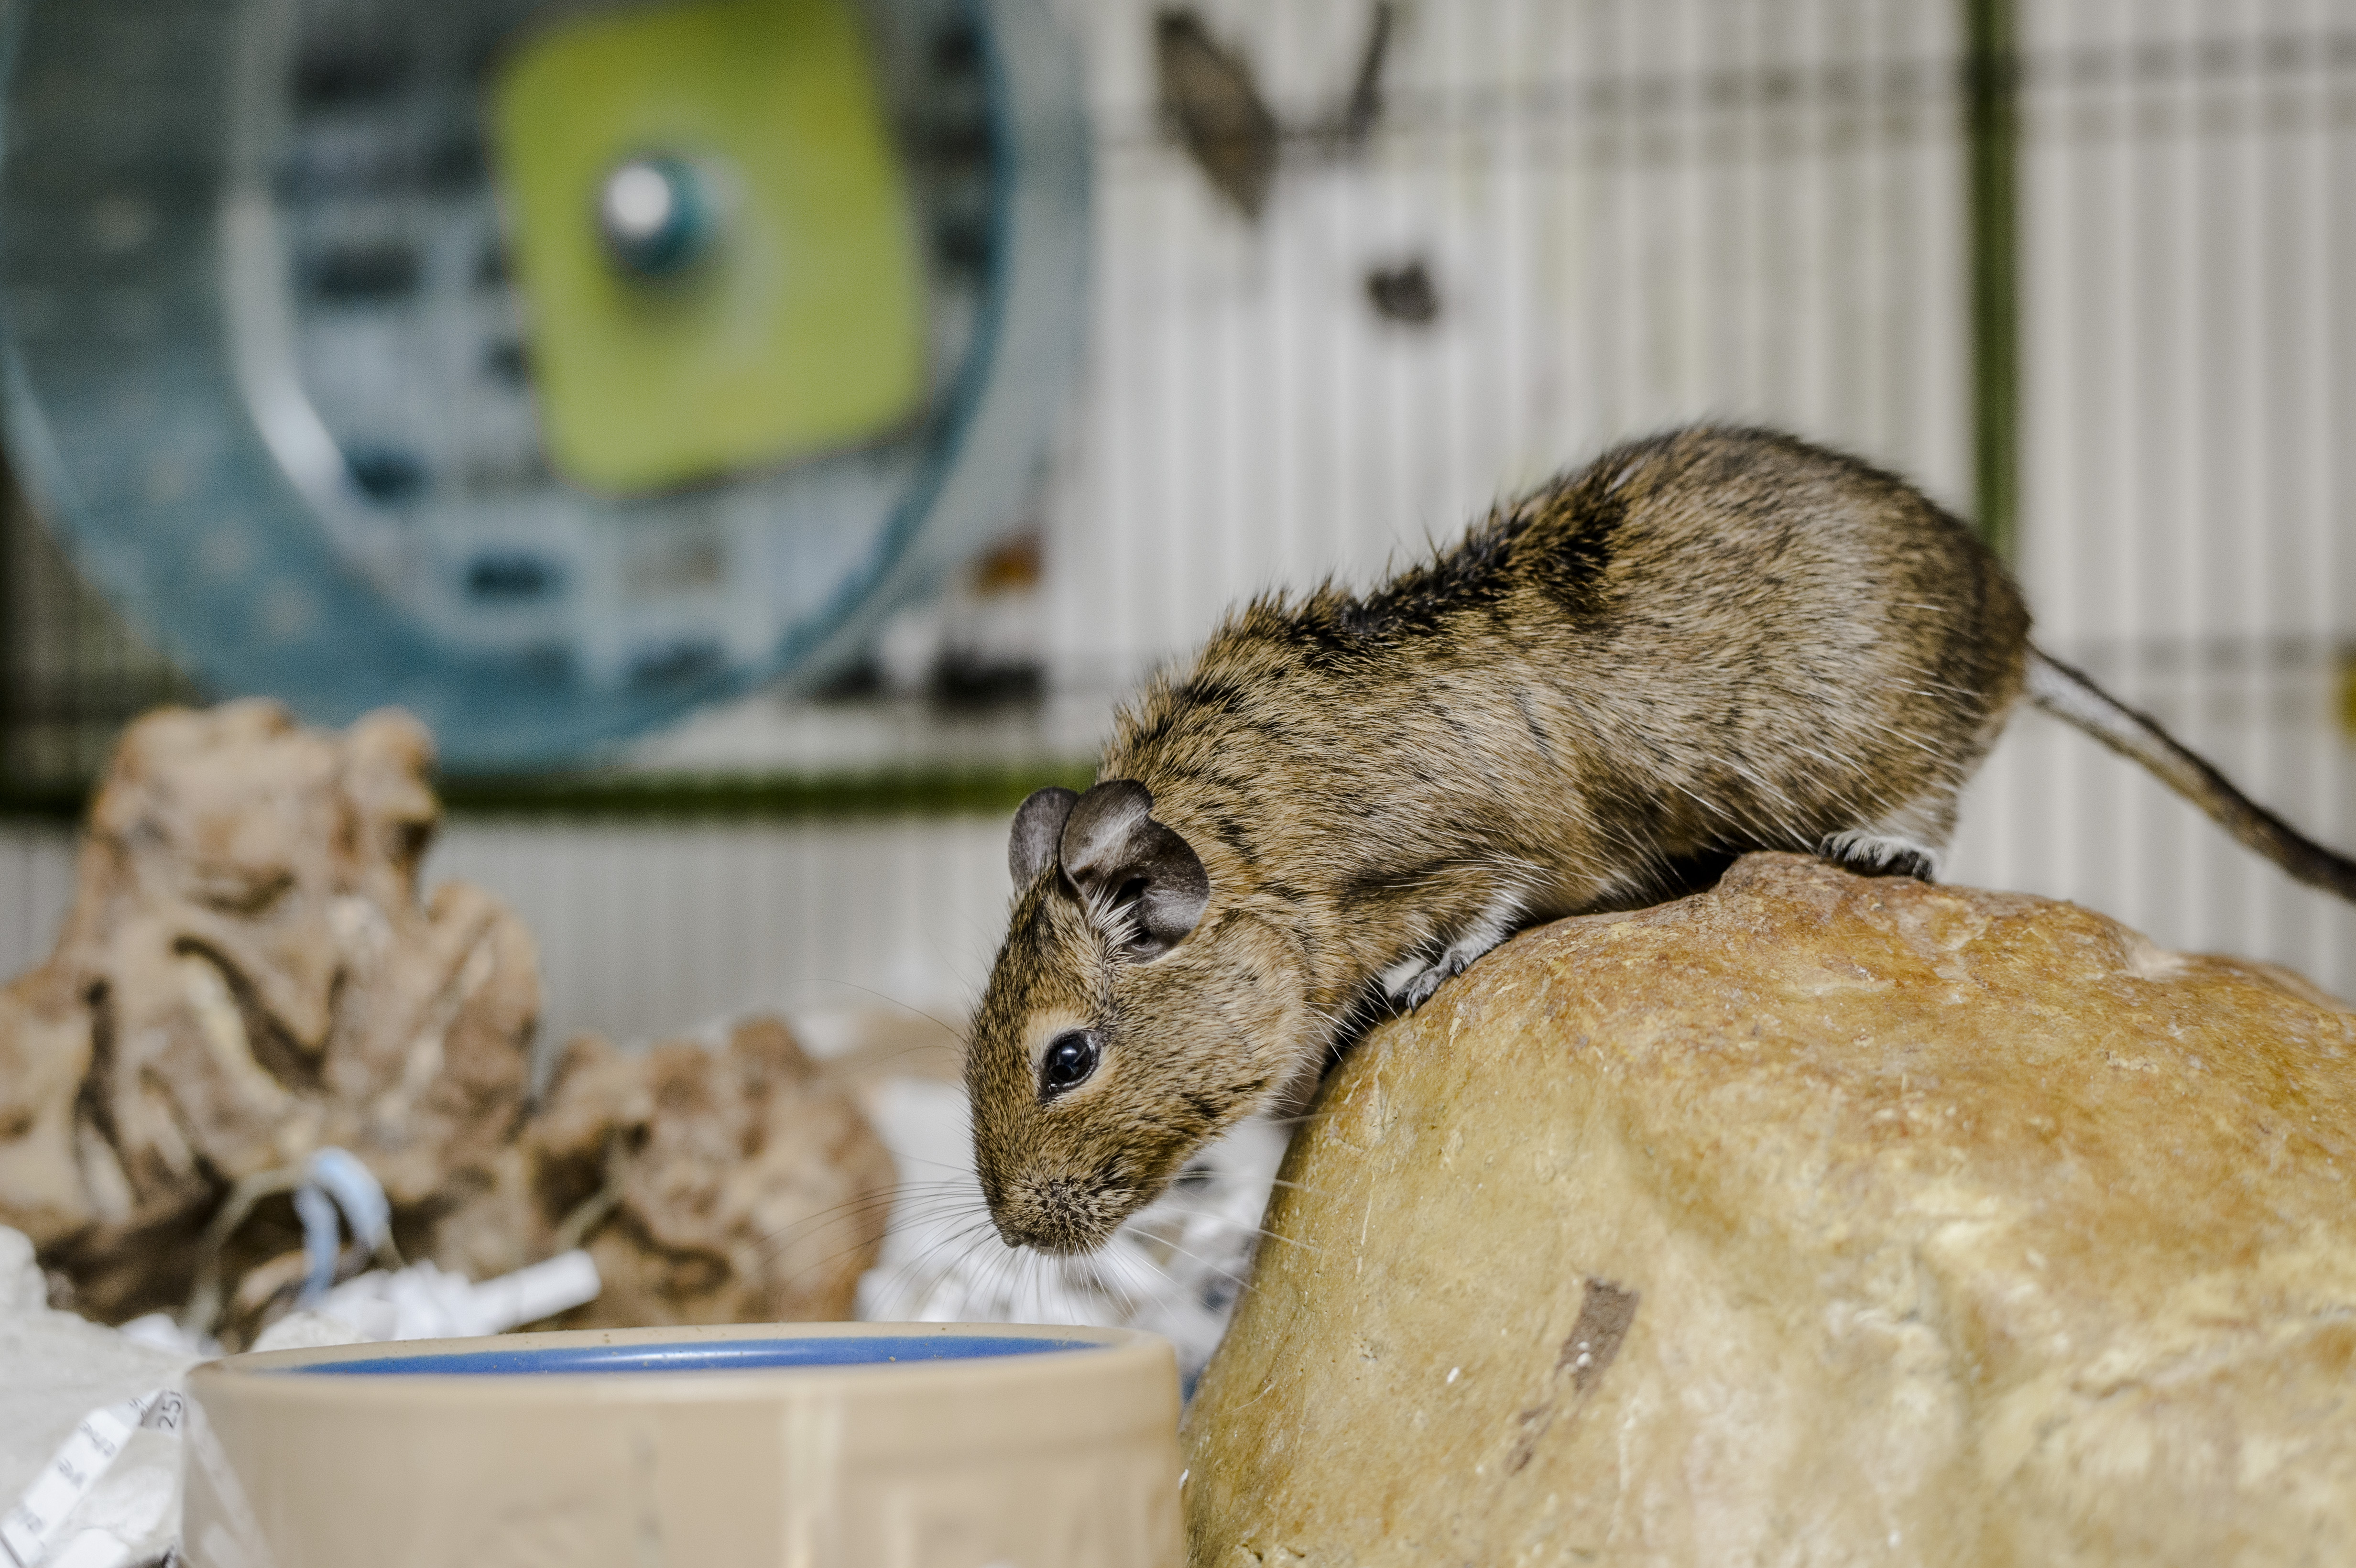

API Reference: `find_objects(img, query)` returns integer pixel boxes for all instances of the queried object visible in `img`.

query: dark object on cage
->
[1331,0,1394,152]
[1153,3,1397,223]
[1366,259,1439,326]
[1155,10,1279,220]
[0,0,1090,770]
[931,653,1047,712]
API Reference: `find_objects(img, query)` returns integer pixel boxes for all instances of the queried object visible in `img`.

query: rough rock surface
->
[0,700,540,1322]
[0,701,896,1339]
[1185,853,2356,1567]
[524,1016,898,1328]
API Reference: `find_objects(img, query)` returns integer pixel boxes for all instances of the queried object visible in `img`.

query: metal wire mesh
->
[0,463,199,799]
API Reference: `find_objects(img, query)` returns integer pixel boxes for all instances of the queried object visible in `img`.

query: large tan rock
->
[1185,853,2356,1567]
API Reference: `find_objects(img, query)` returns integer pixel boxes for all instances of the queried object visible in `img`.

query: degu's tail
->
[2027,645,2356,902]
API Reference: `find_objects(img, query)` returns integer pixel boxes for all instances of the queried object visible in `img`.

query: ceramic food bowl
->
[182,1320,1181,1568]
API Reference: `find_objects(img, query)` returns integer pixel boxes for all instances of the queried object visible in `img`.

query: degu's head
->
[966,780,1307,1253]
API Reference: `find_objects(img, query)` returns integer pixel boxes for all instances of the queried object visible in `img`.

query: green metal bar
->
[0,761,1097,825]
[434,762,1096,821]
[1965,0,2021,561]
[0,452,19,795]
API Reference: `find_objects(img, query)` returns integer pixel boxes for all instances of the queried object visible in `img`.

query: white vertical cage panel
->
[1945,0,2356,993]
[0,817,1014,1050]
[0,822,75,982]
[425,817,1014,1049]
[1039,0,1971,688]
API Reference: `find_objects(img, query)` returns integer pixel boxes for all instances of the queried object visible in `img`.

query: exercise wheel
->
[0,0,1086,766]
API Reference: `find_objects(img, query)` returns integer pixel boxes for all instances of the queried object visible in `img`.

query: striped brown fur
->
[965,425,2355,1255]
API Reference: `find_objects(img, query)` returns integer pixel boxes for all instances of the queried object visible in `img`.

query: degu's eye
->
[1039,1029,1102,1099]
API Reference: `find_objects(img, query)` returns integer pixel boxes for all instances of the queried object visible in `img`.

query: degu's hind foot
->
[1819,789,1958,882]
[1819,828,1940,882]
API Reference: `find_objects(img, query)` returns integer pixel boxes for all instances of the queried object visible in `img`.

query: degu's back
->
[1101,425,2030,926]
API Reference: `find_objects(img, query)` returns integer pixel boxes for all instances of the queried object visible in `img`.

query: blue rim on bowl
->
[288,1333,1109,1377]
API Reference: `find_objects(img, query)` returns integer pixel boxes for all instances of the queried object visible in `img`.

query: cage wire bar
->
[1946,0,2356,993]
[1967,0,2020,560]
[2,0,2352,1040]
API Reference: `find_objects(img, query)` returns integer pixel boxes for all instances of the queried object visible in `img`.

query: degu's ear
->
[1057,780,1210,959]
[1009,786,1081,887]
